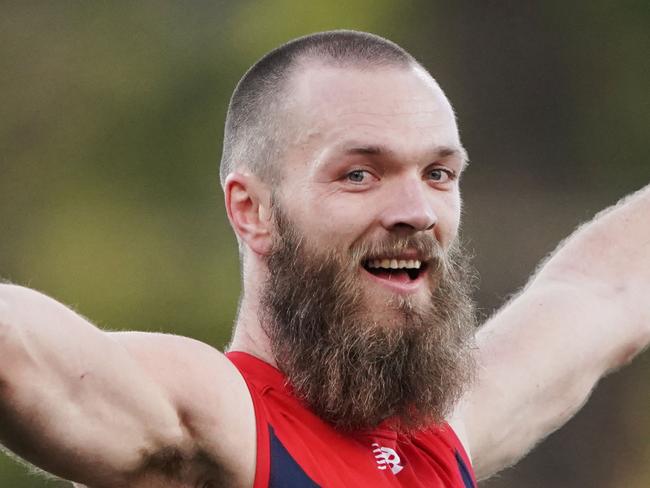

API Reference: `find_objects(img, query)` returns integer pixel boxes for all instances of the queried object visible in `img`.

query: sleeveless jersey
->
[227,351,477,488]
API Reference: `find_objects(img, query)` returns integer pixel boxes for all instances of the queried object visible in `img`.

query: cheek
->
[435,192,462,248]
[279,190,367,247]
[318,200,372,242]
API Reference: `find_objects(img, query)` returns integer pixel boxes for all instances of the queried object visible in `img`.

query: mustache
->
[349,234,446,268]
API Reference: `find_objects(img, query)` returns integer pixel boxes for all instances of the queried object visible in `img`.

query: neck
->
[228,259,277,367]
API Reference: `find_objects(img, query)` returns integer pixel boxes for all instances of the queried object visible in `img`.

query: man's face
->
[275,62,465,317]
[258,63,475,431]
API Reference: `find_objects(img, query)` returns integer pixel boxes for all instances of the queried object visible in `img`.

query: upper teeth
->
[367,259,422,269]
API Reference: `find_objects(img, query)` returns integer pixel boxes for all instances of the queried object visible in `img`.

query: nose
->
[379,178,437,233]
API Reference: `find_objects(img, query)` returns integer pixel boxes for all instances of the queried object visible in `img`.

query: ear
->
[224,172,274,256]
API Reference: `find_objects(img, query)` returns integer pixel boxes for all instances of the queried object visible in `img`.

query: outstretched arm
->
[459,184,650,479]
[0,285,253,487]
[0,284,190,486]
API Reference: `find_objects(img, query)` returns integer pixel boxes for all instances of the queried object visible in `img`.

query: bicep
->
[459,186,650,479]
[0,286,186,486]
[109,331,257,483]
[459,280,621,479]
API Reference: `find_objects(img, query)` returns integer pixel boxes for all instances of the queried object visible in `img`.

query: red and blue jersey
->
[227,351,477,488]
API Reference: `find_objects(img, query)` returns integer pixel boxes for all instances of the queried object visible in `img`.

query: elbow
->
[600,288,650,372]
[532,274,648,372]
[611,330,650,371]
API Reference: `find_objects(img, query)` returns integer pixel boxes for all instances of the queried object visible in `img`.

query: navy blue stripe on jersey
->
[454,450,475,488]
[269,426,320,487]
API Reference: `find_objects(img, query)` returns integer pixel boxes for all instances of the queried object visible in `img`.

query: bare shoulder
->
[109,331,257,487]
[108,331,250,407]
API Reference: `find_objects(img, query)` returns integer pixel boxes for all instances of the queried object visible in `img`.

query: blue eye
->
[347,170,367,183]
[427,168,454,183]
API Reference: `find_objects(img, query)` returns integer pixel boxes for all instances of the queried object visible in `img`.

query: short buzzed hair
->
[219,30,417,187]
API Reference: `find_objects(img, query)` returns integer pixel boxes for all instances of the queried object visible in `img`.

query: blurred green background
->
[1,1,648,487]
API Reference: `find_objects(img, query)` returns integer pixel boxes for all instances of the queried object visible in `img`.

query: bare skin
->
[461,185,650,476]
[0,62,648,487]
[0,291,255,487]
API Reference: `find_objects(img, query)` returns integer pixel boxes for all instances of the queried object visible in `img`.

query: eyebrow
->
[342,143,470,167]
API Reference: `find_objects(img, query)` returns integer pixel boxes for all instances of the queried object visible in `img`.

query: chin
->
[360,293,431,328]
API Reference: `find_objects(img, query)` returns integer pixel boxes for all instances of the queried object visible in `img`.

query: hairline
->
[219,31,424,189]
[221,58,425,188]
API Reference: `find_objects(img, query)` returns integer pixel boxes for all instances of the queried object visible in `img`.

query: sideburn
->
[260,207,477,433]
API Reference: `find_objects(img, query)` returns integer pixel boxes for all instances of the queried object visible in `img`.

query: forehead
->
[284,62,460,162]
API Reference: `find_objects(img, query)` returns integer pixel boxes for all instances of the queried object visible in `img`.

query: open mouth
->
[361,258,428,283]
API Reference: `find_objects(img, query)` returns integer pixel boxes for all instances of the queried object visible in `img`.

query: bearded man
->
[0,30,648,488]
